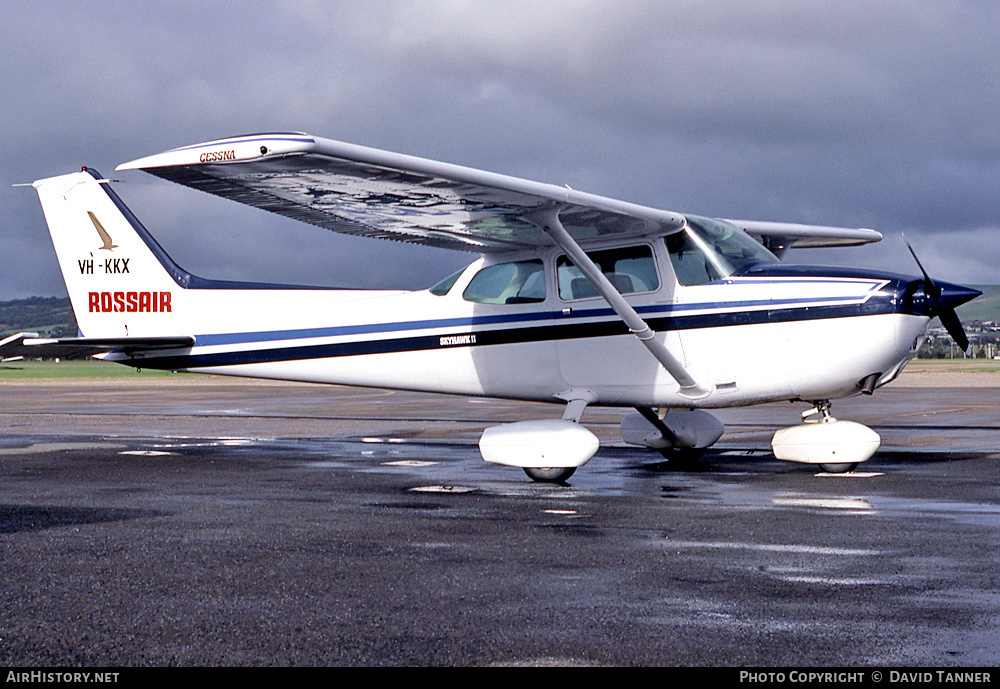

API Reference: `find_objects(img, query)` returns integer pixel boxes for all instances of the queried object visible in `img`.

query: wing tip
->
[728,219,883,248]
[116,132,317,172]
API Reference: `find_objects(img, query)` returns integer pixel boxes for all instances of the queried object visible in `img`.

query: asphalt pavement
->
[0,377,998,666]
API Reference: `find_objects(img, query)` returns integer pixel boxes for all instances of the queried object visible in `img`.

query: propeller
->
[903,236,979,355]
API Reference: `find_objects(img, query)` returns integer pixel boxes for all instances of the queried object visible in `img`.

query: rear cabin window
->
[428,267,465,296]
[462,260,546,304]
[557,245,659,301]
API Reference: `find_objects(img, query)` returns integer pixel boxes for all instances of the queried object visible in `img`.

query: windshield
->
[666,216,778,285]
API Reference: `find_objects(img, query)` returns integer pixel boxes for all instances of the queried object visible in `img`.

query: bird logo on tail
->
[88,211,117,250]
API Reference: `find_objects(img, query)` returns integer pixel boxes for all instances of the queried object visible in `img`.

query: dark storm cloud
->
[2,1,997,299]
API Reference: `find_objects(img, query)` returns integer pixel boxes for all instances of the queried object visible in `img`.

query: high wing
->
[0,332,195,361]
[727,220,882,258]
[116,132,880,253]
[117,133,685,252]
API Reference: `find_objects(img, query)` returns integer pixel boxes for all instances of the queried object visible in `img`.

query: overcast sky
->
[3,1,998,300]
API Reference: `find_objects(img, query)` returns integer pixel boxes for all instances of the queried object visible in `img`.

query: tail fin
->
[33,169,183,338]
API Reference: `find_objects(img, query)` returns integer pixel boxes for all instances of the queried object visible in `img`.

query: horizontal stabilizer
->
[1,332,40,362]
[1,333,194,360]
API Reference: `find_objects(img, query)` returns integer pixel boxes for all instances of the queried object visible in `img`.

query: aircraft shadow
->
[0,504,165,534]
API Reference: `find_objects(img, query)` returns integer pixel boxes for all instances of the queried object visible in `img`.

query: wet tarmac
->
[0,376,998,666]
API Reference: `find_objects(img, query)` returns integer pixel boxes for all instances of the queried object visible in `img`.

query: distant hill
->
[957,285,1000,324]
[0,297,77,338]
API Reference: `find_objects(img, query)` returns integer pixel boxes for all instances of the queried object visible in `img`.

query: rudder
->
[33,170,183,338]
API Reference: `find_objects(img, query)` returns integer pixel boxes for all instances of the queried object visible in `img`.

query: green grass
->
[906,358,1000,373]
[0,360,176,379]
[958,285,1000,323]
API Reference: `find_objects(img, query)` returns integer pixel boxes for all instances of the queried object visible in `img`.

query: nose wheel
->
[805,402,861,473]
[523,467,577,483]
[817,462,860,474]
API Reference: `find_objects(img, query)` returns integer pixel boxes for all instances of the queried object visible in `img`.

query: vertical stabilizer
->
[33,170,182,338]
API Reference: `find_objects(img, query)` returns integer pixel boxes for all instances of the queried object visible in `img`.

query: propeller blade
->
[938,307,970,354]
[903,235,941,299]
[903,235,978,355]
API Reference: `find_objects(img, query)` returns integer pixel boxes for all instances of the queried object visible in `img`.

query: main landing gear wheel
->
[817,462,860,474]
[523,467,576,483]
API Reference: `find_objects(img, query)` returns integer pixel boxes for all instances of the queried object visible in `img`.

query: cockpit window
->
[557,245,659,300]
[462,259,546,304]
[666,216,778,286]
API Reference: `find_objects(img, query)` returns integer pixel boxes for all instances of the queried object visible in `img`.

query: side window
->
[462,260,546,304]
[557,245,659,300]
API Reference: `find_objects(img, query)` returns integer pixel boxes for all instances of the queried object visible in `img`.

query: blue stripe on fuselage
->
[192,278,891,347]
[130,277,909,370]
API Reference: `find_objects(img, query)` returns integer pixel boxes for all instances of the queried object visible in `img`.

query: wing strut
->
[525,205,710,400]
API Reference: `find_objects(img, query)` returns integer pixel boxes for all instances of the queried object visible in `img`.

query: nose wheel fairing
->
[771,402,880,471]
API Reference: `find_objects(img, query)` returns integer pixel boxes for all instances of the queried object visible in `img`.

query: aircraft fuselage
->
[105,239,945,411]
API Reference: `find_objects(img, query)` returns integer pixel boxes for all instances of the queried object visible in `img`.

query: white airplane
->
[6,132,980,482]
